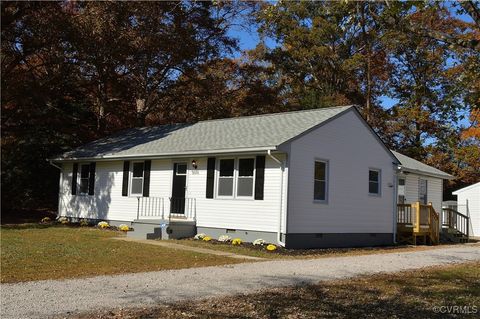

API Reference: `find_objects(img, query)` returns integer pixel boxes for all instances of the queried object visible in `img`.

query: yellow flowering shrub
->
[118,224,130,232]
[203,236,212,241]
[231,238,242,245]
[97,221,110,229]
[266,244,277,251]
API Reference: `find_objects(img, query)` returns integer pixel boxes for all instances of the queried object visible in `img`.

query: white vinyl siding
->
[402,173,443,214]
[188,155,287,233]
[284,109,395,234]
[58,156,288,233]
[59,160,172,222]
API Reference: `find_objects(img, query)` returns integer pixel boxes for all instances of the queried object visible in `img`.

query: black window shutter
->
[88,162,96,195]
[122,161,130,196]
[143,160,151,197]
[206,157,216,198]
[71,163,78,195]
[255,156,266,200]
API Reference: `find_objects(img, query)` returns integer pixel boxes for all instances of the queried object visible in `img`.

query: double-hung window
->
[419,179,427,204]
[131,162,144,195]
[369,169,381,195]
[314,161,327,201]
[216,158,256,198]
[237,158,255,197]
[79,164,90,195]
[218,159,235,197]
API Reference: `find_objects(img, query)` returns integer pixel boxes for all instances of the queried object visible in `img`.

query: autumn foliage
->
[1,1,478,212]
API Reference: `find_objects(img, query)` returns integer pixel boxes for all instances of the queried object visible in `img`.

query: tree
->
[1,1,246,212]
[256,1,391,123]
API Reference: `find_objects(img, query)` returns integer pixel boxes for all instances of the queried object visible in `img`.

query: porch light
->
[191,160,198,169]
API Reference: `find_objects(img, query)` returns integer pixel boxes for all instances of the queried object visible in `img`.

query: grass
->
[172,238,451,260]
[76,262,480,318]
[0,225,243,283]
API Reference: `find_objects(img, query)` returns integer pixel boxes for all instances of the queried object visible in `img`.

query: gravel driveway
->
[2,245,479,318]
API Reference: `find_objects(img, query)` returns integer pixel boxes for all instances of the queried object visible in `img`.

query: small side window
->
[314,161,327,201]
[369,169,381,195]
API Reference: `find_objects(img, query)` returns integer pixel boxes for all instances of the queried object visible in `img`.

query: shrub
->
[253,239,266,246]
[118,224,130,232]
[97,221,110,229]
[194,233,207,240]
[266,244,277,251]
[79,219,89,227]
[40,217,51,224]
[203,236,212,242]
[58,216,69,225]
[218,235,231,242]
[231,238,242,245]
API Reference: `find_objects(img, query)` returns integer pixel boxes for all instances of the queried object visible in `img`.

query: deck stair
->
[440,208,470,243]
[397,202,469,245]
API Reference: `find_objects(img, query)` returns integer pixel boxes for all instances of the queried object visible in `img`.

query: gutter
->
[48,159,62,170]
[399,167,454,180]
[267,149,286,247]
[49,146,278,162]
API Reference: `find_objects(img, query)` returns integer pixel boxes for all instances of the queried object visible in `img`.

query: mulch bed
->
[181,237,417,256]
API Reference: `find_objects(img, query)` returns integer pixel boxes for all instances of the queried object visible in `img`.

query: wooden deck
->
[397,202,470,245]
[397,202,440,245]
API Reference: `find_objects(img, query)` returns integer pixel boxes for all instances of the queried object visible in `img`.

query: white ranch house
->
[51,105,456,248]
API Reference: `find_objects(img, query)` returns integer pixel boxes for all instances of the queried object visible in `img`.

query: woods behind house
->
[1,1,479,213]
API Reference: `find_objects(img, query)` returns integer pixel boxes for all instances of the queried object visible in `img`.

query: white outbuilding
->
[453,182,480,238]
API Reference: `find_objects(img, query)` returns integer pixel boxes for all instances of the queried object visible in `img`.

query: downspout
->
[393,164,401,244]
[48,160,63,218]
[267,150,285,247]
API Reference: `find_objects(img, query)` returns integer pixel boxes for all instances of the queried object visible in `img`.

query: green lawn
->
[0,225,243,283]
[76,262,480,319]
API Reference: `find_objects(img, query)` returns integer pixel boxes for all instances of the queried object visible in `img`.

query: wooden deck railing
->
[397,202,439,244]
[442,208,469,239]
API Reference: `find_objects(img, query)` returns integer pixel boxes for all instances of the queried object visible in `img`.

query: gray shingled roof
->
[55,105,353,160]
[391,150,453,179]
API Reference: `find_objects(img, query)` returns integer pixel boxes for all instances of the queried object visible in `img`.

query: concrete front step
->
[127,219,196,240]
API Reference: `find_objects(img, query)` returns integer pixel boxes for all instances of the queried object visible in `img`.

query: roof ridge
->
[196,105,354,125]
[133,105,354,130]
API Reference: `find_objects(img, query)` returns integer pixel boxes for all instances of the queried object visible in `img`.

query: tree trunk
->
[136,98,146,126]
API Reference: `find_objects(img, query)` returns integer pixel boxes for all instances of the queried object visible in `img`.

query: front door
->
[171,163,187,214]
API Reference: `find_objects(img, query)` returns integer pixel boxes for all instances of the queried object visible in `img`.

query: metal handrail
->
[137,197,165,219]
[136,196,196,221]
